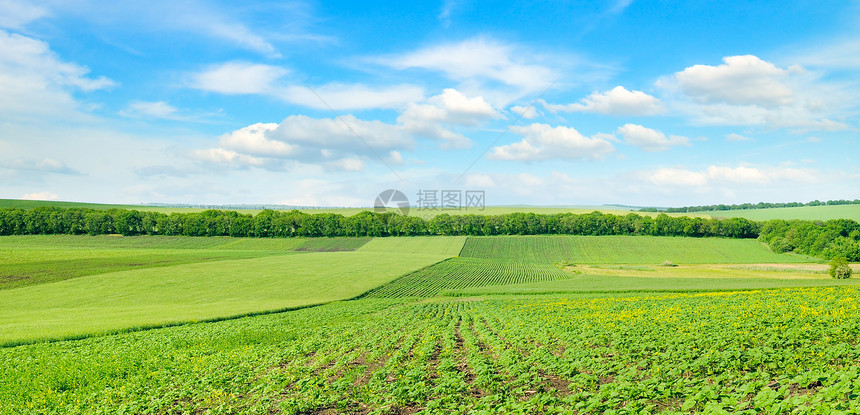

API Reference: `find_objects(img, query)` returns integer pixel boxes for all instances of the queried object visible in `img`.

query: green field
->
[701,204,860,221]
[0,235,376,290]
[364,257,572,298]
[2,233,859,413]
[0,251,449,345]
[4,287,860,414]
[459,235,815,264]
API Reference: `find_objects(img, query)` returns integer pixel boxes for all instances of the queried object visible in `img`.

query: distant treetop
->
[639,199,860,213]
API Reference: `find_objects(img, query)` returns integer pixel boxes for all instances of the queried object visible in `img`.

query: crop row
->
[364,257,572,298]
[4,287,860,413]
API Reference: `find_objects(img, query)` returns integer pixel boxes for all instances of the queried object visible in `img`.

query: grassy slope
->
[0,235,385,290]
[459,235,815,264]
[700,204,860,221]
[0,251,449,345]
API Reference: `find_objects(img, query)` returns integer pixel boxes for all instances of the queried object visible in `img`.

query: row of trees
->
[758,219,860,261]
[0,207,762,239]
[640,199,860,213]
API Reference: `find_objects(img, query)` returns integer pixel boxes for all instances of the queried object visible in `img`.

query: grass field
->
[700,204,860,221]
[0,235,376,290]
[0,251,449,345]
[459,235,815,264]
[4,287,860,414]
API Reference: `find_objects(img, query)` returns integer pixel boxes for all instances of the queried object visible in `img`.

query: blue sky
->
[1,0,858,207]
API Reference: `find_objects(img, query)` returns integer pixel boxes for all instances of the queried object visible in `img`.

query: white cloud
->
[191,61,289,94]
[657,55,852,131]
[189,63,424,110]
[398,89,500,148]
[664,55,797,108]
[616,124,690,152]
[543,86,664,115]
[388,151,404,165]
[489,123,616,161]
[509,105,540,119]
[195,114,413,171]
[218,123,296,157]
[379,38,555,91]
[372,37,602,105]
[196,88,501,169]
[647,165,818,187]
[0,0,48,29]
[191,148,266,167]
[0,30,116,121]
[726,133,750,142]
[21,191,58,201]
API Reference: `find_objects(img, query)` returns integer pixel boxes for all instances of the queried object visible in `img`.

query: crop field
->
[2,232,858,413]
[3,287,860,414]
[459,235,814,264]
[364,257,572,298]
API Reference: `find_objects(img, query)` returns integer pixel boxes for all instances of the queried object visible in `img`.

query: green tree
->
[829,257,852,279]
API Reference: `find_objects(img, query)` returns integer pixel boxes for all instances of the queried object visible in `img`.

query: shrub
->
[829,257,852,279]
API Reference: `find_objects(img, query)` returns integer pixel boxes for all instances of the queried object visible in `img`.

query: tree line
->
[758,219,860,261]
[2,206,858,260]
[0,207,760,239]
[640,199,860,213]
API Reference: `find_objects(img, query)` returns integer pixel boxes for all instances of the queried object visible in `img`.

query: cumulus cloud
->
[398,89,500,148]
[616,124,690,152]
[664,55,797,108]
[195,114,411,171]
[191,148,266,167]
[0,30,116,121]
[542,86,664,115]
[657,55,851,130]
[647,165,818,187]
[488,123,616,161]
[195,89,502,170]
